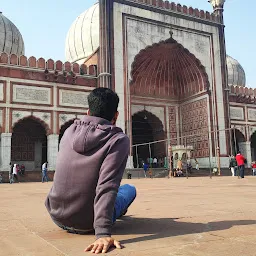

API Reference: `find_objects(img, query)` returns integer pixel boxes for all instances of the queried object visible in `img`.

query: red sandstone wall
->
[180,98,209,158]
[0,53,98,87]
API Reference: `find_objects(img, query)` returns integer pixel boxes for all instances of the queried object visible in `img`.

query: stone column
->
[47,134,59,171]
[126,155,134,169]
[238,142,252,167]
[1,133,12,171]
[99,0,112,88]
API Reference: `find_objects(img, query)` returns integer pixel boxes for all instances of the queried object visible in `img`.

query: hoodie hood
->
[71,116,123,154]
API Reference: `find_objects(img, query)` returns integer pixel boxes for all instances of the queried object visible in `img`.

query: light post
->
[216,146,221,175]
[168,146,173,178]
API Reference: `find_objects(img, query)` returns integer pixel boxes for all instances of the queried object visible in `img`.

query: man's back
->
[45,115,129,232]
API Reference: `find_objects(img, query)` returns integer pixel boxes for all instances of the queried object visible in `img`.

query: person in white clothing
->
[153,157,158,168]
[42,162,49,183]
[12,164,18,183]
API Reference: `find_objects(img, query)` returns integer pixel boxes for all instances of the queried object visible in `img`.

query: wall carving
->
[230,106,244,120]
[13,84,51,104]
[248,108,256,121]
[181,98,209,158]
[168,106,177,145]
[59,90,89,108]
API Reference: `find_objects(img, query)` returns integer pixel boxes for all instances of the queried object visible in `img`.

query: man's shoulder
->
[110,132,130,146]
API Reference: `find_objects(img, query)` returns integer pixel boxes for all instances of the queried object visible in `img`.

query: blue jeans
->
[239,165,245,178]
[42,171,48,182]
[113,184,136,222]
[54,184,136,234]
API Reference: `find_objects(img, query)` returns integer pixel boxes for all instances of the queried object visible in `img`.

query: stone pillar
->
[238,142,252,167]
[47,134,59,171]
[126,155,134,169]
[1,133,12,171]
[99,0,112,88]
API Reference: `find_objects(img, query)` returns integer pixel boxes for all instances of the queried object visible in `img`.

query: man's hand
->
[84,237,122,254]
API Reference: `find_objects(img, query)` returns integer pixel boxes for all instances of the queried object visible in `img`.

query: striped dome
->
[0,12,25,55]
[65,3,99,64]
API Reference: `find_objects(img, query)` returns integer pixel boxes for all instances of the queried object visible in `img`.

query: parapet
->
[129,0,218,23]
[0,52,97,77]
[229,85,256,104]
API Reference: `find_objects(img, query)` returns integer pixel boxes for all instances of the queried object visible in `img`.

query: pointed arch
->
[11,116,48,170]
[12,115,50,135]
[130,37,210,100]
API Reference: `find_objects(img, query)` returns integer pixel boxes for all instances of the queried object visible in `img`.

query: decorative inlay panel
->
[59,90,89,108]
[181,98,209,158]
[13,84,51,104]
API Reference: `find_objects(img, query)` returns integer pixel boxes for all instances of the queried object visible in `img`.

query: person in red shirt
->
[236,151,246,178]
[251,161,256,176]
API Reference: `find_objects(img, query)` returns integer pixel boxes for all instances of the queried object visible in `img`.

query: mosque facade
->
[0,0,255,173]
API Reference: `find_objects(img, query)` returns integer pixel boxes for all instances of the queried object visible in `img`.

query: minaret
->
[208,0,226,23]
[99,0,112,88]
[209,0,231,158]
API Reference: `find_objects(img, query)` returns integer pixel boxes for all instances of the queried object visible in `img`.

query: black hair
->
[88,88,119,121]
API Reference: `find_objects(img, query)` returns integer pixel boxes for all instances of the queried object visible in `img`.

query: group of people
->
[229,151,256,178]
[172,158,199,177]
[8,163,25,184]
[6,162,48,184]
[144,157,162,168]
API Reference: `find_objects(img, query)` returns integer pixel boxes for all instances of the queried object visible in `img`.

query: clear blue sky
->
[1,0,255,87]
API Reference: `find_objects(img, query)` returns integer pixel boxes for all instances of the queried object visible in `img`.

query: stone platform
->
[0,177,256,255]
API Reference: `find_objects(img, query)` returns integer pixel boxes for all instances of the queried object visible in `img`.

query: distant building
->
[0,1,255,173]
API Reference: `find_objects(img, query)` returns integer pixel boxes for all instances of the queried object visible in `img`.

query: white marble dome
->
[65,3,99,64]
[227,55,246,87]
[0,12,25,56]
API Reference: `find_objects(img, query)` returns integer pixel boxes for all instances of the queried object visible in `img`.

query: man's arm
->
[93,134,130,237]
[85,135,129,254]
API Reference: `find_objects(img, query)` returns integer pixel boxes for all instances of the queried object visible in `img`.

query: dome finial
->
[208,0,225,10]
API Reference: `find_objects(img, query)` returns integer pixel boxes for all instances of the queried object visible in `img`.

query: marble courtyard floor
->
[1,176,256,256]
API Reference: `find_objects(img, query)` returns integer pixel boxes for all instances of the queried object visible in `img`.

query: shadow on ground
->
[113,216,256,244]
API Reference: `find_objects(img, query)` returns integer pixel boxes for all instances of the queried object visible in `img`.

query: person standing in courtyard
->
[195,159,199,171]
[12,164,18,183]
[251,161,256,176]
[42,161,49,183]
[153,157,158,168]
[236,151,246,178]
[229,155,237,176]
[45,88,136,254]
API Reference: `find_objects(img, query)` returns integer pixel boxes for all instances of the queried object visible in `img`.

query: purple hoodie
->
[45,115,130,238]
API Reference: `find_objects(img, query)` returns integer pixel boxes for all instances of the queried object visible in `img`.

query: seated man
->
[45,88,136,254]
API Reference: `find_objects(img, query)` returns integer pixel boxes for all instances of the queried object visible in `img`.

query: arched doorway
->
[59,119,75,144]
[132,110,165,167]
[11,117,47,170]
[231,129,246,155]
[130,36,209,99]
[129,34,211,161]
